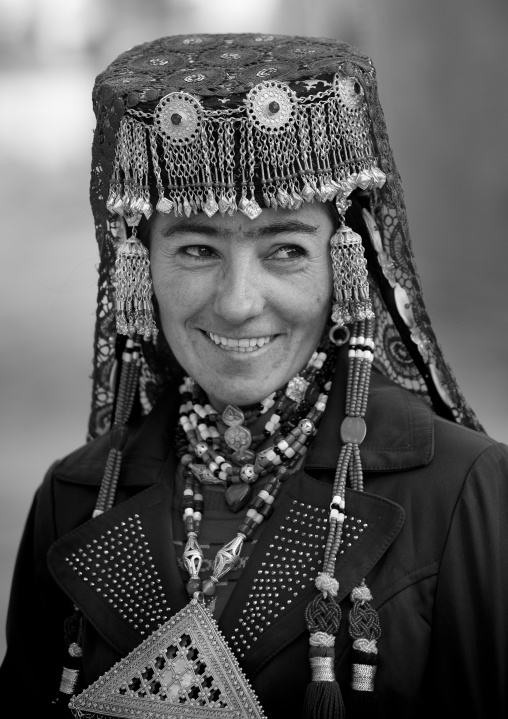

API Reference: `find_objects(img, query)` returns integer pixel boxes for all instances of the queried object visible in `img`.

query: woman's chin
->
[202,379,279,412]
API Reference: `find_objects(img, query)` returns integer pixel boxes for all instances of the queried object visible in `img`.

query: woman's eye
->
[270,245,305,260]
[183,245,218,259]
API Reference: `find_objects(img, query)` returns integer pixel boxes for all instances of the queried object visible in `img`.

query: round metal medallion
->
[247,81,297,133]
[334,73,365,108]
[154,92,202,144]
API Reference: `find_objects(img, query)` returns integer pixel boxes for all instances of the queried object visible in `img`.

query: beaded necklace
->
[175,343,338,512]
[175,341,338,598]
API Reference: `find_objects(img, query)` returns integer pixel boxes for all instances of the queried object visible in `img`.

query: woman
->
[1,33,507,719]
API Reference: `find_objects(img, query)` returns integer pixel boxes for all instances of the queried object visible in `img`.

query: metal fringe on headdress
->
[105,74,386,226]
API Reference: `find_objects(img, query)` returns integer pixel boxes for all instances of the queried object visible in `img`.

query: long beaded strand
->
[303,319,381,719]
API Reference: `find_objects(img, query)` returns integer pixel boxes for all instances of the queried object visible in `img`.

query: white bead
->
[184,508,193,517]
[330,508,339,520]
[193,511,202,521]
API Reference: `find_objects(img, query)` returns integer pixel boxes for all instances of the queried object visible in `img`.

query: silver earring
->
[329,324,350,346]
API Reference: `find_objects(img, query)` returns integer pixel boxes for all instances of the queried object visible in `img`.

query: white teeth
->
[206,332,273,351]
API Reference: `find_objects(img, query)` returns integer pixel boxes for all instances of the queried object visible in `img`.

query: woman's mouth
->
[205,331,274,352]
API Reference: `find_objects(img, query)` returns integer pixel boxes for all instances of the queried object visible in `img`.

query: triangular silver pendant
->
[69,599,266,718]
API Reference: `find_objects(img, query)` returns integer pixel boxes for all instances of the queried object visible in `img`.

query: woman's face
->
[149,203,335,411]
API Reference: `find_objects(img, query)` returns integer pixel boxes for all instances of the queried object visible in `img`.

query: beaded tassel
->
[114,229,158,341]
[93,338,141,517]
[51,605,84,709]
[303,319,379,719]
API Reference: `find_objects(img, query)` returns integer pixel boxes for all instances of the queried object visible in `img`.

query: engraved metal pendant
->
[69,599,266,718]
[222,405,253,457]
[285,375,309,404]
[189,463,225,486]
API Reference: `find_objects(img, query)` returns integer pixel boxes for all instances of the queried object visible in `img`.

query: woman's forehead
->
[151,201,335,239]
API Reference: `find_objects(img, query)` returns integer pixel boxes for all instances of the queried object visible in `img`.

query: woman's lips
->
[204,331,275,352]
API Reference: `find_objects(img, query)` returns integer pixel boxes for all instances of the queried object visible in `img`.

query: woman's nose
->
[212,256,265,325]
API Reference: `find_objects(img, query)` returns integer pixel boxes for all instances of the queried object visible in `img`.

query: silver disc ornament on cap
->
[154,91,203,144]
[247,80,297,133]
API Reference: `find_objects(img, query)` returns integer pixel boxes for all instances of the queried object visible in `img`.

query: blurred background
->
[1,0,507,662]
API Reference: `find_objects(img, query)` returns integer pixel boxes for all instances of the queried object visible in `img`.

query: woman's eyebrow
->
[161,222,222,238]
[161,219,319,239]
[245,221,319,238]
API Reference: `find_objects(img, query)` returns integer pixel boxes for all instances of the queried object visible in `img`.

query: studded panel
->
[231,499,368,657]
[65,514,170,636]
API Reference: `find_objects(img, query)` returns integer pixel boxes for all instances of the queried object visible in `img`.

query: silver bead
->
[239,464,256,483]
[298,418,315,435]
[194,442,208,457]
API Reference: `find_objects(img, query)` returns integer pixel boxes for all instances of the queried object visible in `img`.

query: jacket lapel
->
[48,470,188,657]
[219,468,404,678]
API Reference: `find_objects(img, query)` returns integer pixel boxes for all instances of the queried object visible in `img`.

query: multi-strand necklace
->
[175,340,338,598]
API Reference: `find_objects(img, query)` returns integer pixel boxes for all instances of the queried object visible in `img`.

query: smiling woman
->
[1,33,507,719]
[149,205,334,409]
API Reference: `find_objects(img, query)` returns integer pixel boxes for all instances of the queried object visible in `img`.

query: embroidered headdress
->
[88,32,481,439]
